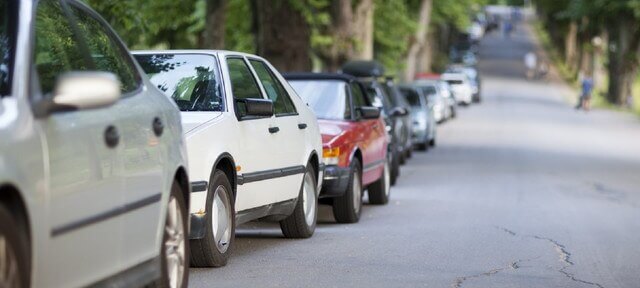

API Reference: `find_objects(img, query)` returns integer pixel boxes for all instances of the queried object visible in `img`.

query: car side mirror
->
[236,98,274,118]
[34,72,121,117]
[390,107,408,117]
[358,106,381,119]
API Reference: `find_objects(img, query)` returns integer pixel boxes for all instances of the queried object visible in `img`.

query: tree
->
[404,0,433,81]
[204,0,226,49]
[252,0,312,72]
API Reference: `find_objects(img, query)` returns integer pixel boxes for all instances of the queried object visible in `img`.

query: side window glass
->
[351,82,368,107]
[34,1,91,96]
[248,60,297,116]
[70,5,140,94]
[344,85,352,119]
[227,58,263,117]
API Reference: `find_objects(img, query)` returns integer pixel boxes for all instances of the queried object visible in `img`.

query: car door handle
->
[153,117,164,137]
[298,123,307,130]
[268,127,280,134]
[104,126,120,148]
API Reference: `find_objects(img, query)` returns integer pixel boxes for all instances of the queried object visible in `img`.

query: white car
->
[134,50,324,267]
[441,73,474,105]
[0,1,189,287]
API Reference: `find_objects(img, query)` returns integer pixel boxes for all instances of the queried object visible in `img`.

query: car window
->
[289,79,348,120]
[400,88,421,108]
[351,82,368,108]
[34,1,92,96]
[0,1,15,97]
[249,60,296,116]
[135,54,224,112]
[421,86,437,96]
[69,4,140,94]
[227,57,264,117]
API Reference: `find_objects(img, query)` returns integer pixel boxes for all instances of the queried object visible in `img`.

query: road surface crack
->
[451,259,532,288]
[495,226,604,288]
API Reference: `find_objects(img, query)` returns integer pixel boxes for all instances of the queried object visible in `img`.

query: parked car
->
[134,50,323,267]
[438,80,458,119]
[441,72,474,105]
[0,1,190,287]
[398,85,437,151]
[342,61,413,164]
[285,73,391,223]
[410,80,448,123]
[447,65,481,103]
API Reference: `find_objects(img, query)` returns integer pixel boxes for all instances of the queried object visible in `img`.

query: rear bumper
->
[320,165,350,198]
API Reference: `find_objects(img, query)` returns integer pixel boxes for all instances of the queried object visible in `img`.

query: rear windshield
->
[399,88,421,107]
[135,54,224,112]
[0,1,16,96]
[289,79,348,120]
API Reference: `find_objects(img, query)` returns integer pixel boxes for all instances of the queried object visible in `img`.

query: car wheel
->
[368,159,391,205]
[157,183,189,288]
[332,159,362,223]
[280,164,317,238]
[406,147,413,159]
[390,149,400,186]
[417,141,429,151]
[190,170,235,267]
[450,107,457,118]
[0,205,29,288]
[430,137,436,147]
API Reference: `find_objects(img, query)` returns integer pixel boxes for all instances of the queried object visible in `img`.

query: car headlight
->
[323,147,340,166]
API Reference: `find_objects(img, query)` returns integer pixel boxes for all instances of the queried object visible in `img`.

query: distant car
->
[411,80,448,123]
[442,72,474,105]
[1,1,190,287]
[438,80,458,119]
[285,73,391,223]
[447,65,481,103]
[381,77,415,160]
[135,50,324,267]
[399,85,437,151]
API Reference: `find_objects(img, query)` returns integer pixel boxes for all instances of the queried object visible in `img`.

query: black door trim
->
[235,198,298,225]
[51,193,162,237]
[237,165,306,185]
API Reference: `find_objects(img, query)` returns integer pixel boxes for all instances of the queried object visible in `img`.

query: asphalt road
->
[189,24,640,288]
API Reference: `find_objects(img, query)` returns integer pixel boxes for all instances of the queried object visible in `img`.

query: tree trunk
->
[565,20,578,71]
[253,0,312,72]
[606,16,640,105]
[404,0,433,81]
[417,31,435,74]
[352,0,375,60]
[204,0,226,49]
[319,0,354,72]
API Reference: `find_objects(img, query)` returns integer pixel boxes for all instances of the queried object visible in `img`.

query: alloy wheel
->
[302,171,317,227]
[165,196,186,288]
[212,186,232,253]
[0,236,20,288]
[353,172,362,214]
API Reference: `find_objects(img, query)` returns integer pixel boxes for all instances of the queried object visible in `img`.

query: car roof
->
[282,72,356,82]
[341,60,386,78]
[132,49,267,61]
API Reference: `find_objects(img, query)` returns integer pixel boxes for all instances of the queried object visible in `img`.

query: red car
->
[285,73,391,223]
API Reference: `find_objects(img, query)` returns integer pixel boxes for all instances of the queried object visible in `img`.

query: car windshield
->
[0,1,15,97]
[400,88,421,107]
[135,54,224,112]
[289,79,348,120]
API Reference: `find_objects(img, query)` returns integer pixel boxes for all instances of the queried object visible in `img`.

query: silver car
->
[399,85,437,151]
[412,80,449,123]
[0,1,189,287]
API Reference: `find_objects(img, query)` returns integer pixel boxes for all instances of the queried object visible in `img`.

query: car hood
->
[181,112,223,135]
[318,119,350,146]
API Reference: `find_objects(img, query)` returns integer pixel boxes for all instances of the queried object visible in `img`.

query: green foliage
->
[432,0,487,30]
[373,0,416,75]
[225,0,255,53]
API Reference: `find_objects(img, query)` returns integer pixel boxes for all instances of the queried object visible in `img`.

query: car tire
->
[332,159,362,223]
[406,147,412,159]
[157,182,189,288]
[0,204,29,288]
[450,107,457,118]
[390,149,400,186]
[399,150,406,165]
[429,137,436,147]
[190,170,235,267]
[368,158,391,205]
[417,142,429,151]
[280,164,317,238]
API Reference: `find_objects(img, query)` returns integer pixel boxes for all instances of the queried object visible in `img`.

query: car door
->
[247,59,305,203]
[225,57,279,212]
[31,1,123,286]
[66,2,166,267]
[350,82,385,183]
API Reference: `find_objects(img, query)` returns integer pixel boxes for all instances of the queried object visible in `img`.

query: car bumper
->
[320,165,350,198]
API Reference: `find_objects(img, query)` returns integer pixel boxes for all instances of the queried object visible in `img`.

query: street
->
[189,23,640,288]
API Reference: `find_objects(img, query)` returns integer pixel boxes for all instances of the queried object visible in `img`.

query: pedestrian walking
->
[576,72,594,111]
[524,51,537,79]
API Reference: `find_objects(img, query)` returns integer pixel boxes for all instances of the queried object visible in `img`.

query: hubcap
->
[353,172,362,214]
[302,172,317,227]
[0,236,20,288]
[212,186,232,253]
[165,196,185,288]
